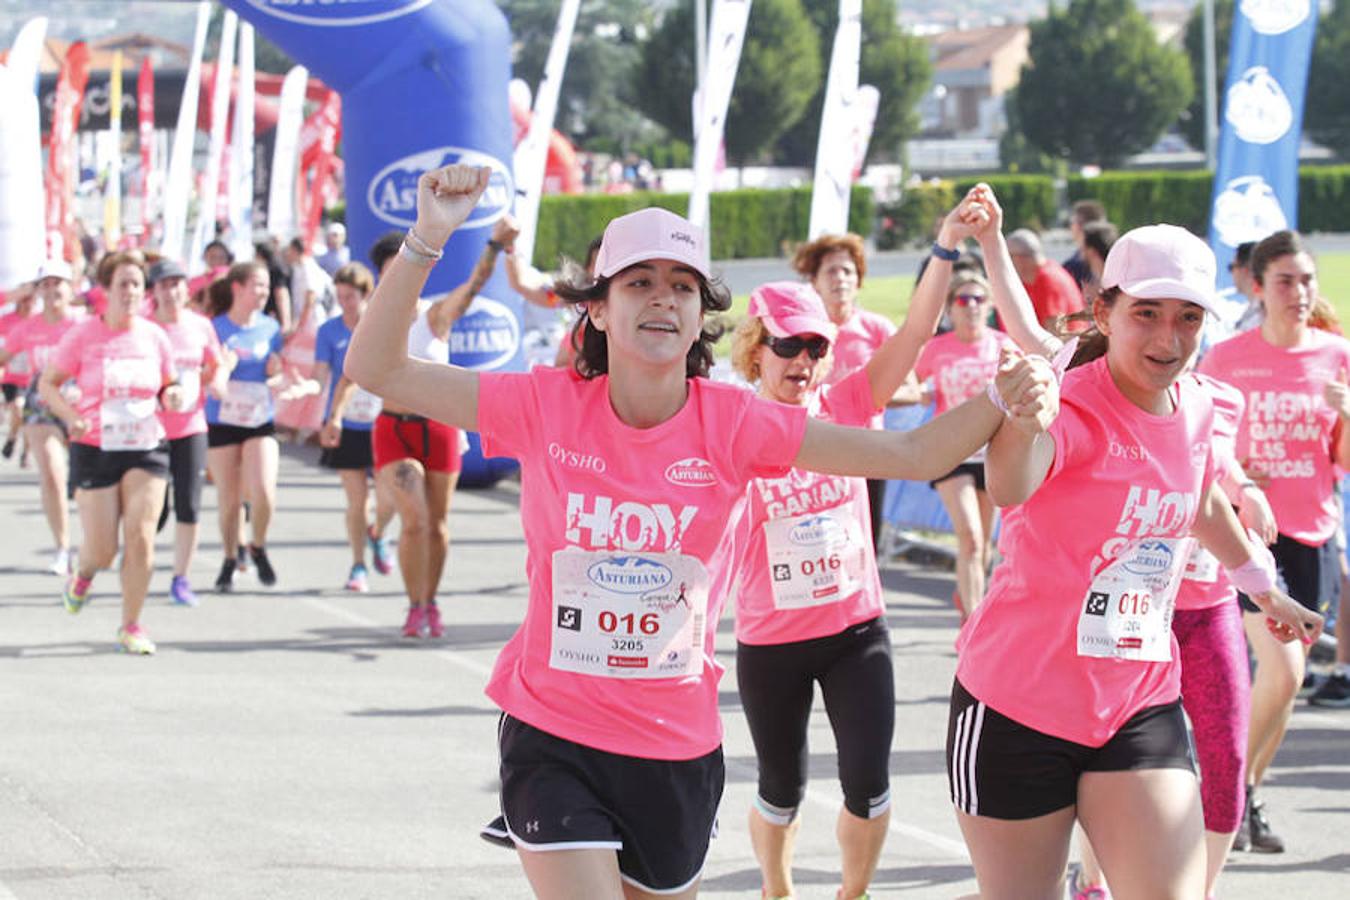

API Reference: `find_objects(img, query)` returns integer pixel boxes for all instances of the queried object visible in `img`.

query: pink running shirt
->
[916,330,1014,462]
[0,309,34,387]
[151,311,222,440]
[477,366,808,760]
[1176,374,1245,612]
[956,356,1218,747]
[50,317,175,449]
[5,315,78,387]
[724,368,884,646]
[825,309,895,429]
[1199,327,1350,544]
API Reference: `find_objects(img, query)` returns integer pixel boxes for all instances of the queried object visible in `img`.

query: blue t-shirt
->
[313,315,373,432]
[206,314,284,426]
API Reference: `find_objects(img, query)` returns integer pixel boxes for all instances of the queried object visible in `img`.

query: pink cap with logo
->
[1101,224,1221,316]
[747,281,837,340]
[593,207,710,280]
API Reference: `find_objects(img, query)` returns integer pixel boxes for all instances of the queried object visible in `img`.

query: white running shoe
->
[48,547,70,576]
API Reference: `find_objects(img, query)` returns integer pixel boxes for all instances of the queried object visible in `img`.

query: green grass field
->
[720,252,1350,344]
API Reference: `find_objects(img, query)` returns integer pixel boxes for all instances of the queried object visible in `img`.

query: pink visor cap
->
[1101,224,1222,317]
[594,207,711,280]
[747,281,837,340]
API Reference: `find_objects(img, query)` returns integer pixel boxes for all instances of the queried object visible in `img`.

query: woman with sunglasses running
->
[914,272,1013,621]
[347,165,1056,900]
[950,193,1321,898]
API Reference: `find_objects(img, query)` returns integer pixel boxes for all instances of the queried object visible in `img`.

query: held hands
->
[968,183,1004,245]
[1254,587,1324,645]
[491,213,520,252]
[992,346,1059,433]
[415,164,493,248]
[936,184,993,248]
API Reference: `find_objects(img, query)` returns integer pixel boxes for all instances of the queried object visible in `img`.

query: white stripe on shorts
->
[951,700,987,816]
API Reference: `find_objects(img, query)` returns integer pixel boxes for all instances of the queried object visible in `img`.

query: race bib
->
[344,387,382,424]
[176,367,201,409]
[1077,538,1192,662]
[550,548,708,680]
[763,504,867,610]
[1183,545,1220,584]
[100,397,161,450]
[218,380,271,428]
[7,351,29,376]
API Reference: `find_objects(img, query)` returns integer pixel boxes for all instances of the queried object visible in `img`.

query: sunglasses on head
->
[765,335,830,360]
[952,292,987,306]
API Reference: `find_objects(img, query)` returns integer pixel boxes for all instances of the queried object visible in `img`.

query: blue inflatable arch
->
[222,0,522,484]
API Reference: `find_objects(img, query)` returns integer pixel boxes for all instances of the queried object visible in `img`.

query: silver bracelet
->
[399,241,439,268]
[405,226,445,260]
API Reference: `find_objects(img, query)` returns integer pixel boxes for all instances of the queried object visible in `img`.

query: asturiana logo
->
[449,296,520,371]
[1122,540,1175,577]
[789,515,840,546]
[665,457,717,488]
[367,146,513,229]
[246,0,433,28]
[587,556,674,595]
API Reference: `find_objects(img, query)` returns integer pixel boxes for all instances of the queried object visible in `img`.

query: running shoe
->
[426,601,444,638]
[62,574,93,614]
[345,563,370,593]
[1246,794,1285,853]
[402,604,427,638]
[1,437,12,459]
[249,544,277,587]
[1068,869,1111,900]
[236,544,250,573]
[367,527,393,575]
[1309,670,1350,708]
[48,547,70,576]
[215,557,237,593]
[117,623,156,655]
[170,575,199,607]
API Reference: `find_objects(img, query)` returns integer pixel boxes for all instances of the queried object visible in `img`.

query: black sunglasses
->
[765,335,830,360]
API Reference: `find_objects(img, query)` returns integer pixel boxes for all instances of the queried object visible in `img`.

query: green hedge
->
[954,174,1057,233]
[876,175,1057,249]
[1297,166,1350,234]
[532,185,874,270]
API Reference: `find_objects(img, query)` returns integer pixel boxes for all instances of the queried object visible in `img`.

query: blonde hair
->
[731,315,770,383]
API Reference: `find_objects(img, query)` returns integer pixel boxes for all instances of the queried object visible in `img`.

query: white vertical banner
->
[267,65,308,240]
[227,22,255,260]
[513,0,580,266]
[850,84,880,180]
[688,0,752,231]
[0,17,49,288]
[188,8,238,272]
[808,0,862,239]
[161,1,210,263]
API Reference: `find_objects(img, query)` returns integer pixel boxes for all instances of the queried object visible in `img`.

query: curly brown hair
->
[791,233,867,287]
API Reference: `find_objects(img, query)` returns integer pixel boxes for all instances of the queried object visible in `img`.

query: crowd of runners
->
[2,165,1347,899]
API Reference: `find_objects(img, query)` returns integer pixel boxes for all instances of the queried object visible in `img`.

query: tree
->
[634,0,822,164]
[1015,0,1193,168]
[1307,0,1350,158]
[998,87,1056,173]
[501,0,664,152]
[207,7,294,75]
[1179,0,1234,154]
[774,0,931,165]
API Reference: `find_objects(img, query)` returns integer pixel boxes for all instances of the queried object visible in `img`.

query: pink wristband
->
[1226,556,1276,597]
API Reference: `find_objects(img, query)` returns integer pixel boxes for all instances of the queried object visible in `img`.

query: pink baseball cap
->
[593,207,710,280]
[747,281,837,340]
[1101,224,1222,316]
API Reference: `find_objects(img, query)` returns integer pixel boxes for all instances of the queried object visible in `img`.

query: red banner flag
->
[137,56,155,245]
[45,41,91,260]
[297,90,341,249]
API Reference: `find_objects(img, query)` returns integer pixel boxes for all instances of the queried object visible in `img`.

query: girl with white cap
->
[948,203,1322,899]
[346,165,1057,899]
[723,189,988,900]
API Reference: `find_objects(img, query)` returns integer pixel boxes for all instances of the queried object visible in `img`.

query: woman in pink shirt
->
[914,272,1015,620]
[0,260,81,575]
[0,280,36,461]
[148,259,226,608]
[1198,229,1350,853]
[952,210,1320,898]
[39,253,183,655]
[346,164,1056,899]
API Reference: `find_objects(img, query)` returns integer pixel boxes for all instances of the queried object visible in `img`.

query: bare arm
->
[272,285,293,335]
[37,365,84,437]
[494,213,558,309]
[972,191,1061,358]
[425,235,503,339]
[345,165,491,433]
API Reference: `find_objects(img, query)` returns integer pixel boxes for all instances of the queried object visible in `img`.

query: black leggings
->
[157,432,208,531]
[736,616,895,821]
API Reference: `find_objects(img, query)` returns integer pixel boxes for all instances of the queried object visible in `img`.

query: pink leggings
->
[1174,598,1251,833]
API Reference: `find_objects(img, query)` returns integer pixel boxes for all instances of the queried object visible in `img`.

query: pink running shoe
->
[401,604,427,638]
[426,602,444,638]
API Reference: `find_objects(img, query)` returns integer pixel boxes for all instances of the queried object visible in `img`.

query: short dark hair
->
[1071,200,1106,227]
[1082,221,1118,261]
[1232,241,1257,269]
[287,237,306,255]
[204,239,234,264]
[369,231,404,275]
[1250,230,1307,286]
[554,260,730,380]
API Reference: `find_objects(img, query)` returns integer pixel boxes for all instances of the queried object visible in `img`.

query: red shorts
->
[372,412,462,474]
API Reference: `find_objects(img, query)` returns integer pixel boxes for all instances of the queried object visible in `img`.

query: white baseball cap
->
[1101,224,1222,317]
[35,259,74,282]
[593,207,710,280]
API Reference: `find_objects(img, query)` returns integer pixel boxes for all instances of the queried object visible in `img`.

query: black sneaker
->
[215,557,237,593]
[1309,671,1350,708]
[249,544,276,587]
[1248,795,1285,853]
[236,544,250,573]
[1,438,13,459]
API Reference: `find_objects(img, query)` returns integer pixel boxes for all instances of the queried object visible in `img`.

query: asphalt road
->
[0,443,1346,899]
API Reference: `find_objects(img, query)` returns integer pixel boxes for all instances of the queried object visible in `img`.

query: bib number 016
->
[597,611,661,636]
[800,554,842,576]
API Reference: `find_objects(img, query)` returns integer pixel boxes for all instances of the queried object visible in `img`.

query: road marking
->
[300,595,494,677]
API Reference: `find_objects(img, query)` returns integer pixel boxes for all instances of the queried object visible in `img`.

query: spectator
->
[1005,228,1084,328]
[1231,241,1262,333]
[316,222,351,277]
[1079,220,1119,301]
[1063,199,1106,289]
[283,237,335,332]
